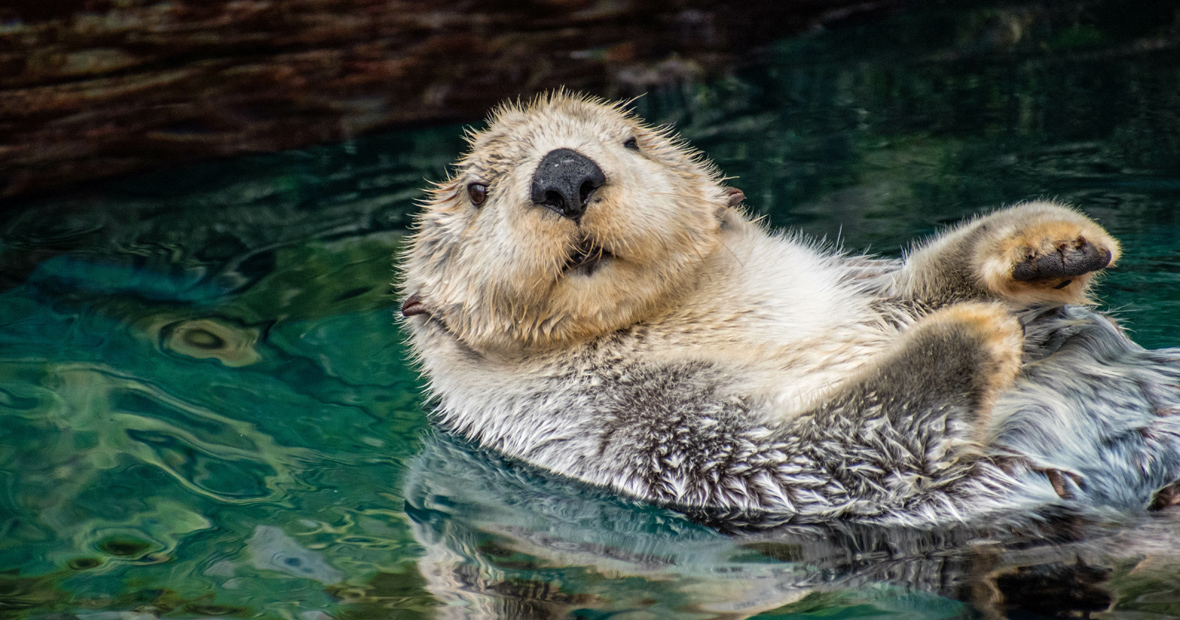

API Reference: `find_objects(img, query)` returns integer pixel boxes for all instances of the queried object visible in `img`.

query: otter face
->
[401,91,731,352]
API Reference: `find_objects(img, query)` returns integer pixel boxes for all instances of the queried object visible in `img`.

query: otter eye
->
[467,183,487,207]
[623,137,639,151]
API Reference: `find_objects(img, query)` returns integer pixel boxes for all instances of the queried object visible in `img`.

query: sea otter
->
[399,91,1180,525]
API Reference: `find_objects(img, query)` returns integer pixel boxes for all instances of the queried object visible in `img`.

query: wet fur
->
[403,433,1180,618]
[400,91,1180,525]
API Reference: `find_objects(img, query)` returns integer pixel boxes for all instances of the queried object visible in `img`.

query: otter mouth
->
[563,238,612,276]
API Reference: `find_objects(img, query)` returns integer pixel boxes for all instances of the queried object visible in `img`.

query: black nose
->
[530,148,605,221]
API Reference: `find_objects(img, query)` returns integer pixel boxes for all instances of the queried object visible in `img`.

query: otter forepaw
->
[894,302,1024,440]
[977,202,1120,306]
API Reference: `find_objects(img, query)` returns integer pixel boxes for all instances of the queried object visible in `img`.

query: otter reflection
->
[401,433,1180,619]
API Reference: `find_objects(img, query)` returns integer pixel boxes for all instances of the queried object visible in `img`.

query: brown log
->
[0,0,898,198]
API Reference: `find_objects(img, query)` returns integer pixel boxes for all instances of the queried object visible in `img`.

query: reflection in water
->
[405,435,870,618]
[157,318,264,368]
[248,525,344,584]
[0,232,427,617]
[2,1,1180,618]
[405,434,1180,619]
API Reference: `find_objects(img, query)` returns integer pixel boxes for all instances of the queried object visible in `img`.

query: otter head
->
[400,91,732,353]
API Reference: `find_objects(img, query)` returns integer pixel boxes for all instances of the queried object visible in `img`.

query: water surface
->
[4,2,1180,618]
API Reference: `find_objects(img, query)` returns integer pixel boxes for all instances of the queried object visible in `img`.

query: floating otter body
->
[400,91,1180,525]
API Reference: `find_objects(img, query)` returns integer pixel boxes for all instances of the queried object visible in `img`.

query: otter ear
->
[724,187,745,207]
[401,293,433,318]
[715,187,745,229]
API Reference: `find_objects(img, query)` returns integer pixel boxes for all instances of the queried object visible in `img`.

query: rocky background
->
[0,0,898,199]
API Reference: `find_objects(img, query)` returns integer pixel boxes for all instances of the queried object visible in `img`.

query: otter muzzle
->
[531,148,605,221]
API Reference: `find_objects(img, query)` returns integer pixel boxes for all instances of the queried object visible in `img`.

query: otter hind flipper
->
[1010,234,1112,283]
[900,201,1120,309]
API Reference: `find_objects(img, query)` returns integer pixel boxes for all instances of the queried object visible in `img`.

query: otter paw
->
[903,302,1024,437]
[978,202,1120,306]
[1011,235,1113,283]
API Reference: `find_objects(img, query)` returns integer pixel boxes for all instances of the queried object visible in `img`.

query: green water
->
[4,1,1180,618]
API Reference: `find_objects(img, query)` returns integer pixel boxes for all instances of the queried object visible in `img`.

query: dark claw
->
[1150,480,1180,510]
[1037,468,1085,500]
[1012,238,1112,282]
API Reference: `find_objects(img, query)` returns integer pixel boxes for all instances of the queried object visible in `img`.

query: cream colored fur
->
[397,91,1163,524]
